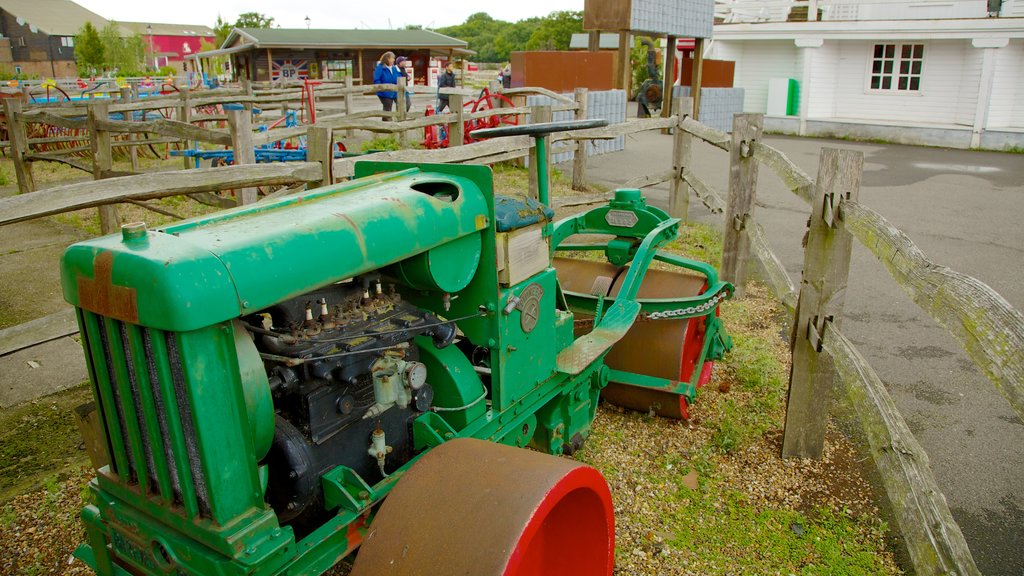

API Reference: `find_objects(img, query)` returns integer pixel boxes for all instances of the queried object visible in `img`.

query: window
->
[870,43,923,92]
[60,36,74,47]
[16,37,25,47]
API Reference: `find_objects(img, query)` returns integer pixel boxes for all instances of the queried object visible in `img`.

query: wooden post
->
[120,87,139,172]
[226,108,258,205]
[397,76,408,147]
[661,35,677,128]
[690,38,705,121]
[343,76,354,138]
[449,93,465,147]
[669,97,693,221]
[21,85,31,103]
[242,79,253,111]
[528,105,553,201]
[571,88,588,191]
[588,30,601,52]
[178,90,192,169]
[616,32,631,92]
[4,99,35,193]
[306,126,334,188]
[87,102,121,234]
[721,113,763,298]
[782,148,863,459]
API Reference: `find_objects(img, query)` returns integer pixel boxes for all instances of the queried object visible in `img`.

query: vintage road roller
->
[61,120,731,575]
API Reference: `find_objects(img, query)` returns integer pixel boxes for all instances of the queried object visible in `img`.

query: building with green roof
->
[190,27,471,84]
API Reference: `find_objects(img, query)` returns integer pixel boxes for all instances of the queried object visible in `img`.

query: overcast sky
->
[73,0,586,30]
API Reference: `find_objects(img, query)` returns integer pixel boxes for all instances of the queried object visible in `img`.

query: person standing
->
[395,56,414,112]
[436,63,456,113]
[373,51,401,112]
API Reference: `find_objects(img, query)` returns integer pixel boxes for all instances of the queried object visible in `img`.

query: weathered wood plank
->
[462,149,529,166]
[669,97,693,220]
[679,117,731,151]
[94,118,232,145]
[553,117,676,142]
[842,200,1024,422]
[332,136,533,179]
[572,88,589,191]
[0,308,78,357]
[782,148,863,459]
[682,169,726,214]
[126,199,184,219]
[227,109,258,205]
[721,114,763,297]
[0,162,322,226]
[750,141,815,204]
[251,125,308,146]
[88,102,121,234]
[4,100,35,193]
[823,323,982,576]
[23,152,93,173]
[622,169,675,190]
[500,87,576,104]
[746,218,798,313]
[22,111,89,130]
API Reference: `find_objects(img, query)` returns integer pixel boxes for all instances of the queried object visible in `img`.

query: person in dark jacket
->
[373,51,400,112]
[436,63,456,113]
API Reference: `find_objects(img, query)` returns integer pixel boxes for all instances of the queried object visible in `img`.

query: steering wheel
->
[470,119,608,140]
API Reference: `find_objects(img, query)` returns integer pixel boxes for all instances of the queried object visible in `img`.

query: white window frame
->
[866,42,925,94]
[61,36,74,47]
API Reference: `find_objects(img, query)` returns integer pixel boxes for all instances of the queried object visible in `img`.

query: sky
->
[73,0,586,31]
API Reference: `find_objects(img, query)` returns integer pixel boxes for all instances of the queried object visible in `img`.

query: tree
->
[235,12,274,29]
[437,13,506,62]
[493,17,541,62]
[99,22,145,75]
[525,11,583,51]
[213,14,232,47]
[75,22,104,75]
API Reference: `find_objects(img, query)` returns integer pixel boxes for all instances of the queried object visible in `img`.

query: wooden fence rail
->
[674,114,1007,576]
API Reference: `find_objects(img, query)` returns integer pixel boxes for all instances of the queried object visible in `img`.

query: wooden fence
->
[1,87,1019,575]
[667,106,1022,575]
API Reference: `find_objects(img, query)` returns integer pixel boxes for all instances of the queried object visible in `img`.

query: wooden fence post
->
[571,88,588,191]
[179,89,192,169]
[227,108,258,205]
[668,97,693,221]
[306,126,334,188]
[528,105,553,202]
[120,87,139,172]
[242,79,253,111]
[721,113,763,298]
[449,94,464,147]
[781,148,864,459]
[396,77,408,147]
[4,99,35,193]
[87,102,121,234]
[343,76,354,138]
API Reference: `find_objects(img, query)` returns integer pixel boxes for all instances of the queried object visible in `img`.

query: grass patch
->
[361,135,401,153]
[0,384,93,501]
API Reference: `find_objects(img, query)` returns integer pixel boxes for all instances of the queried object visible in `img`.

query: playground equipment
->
[62,119,731,575]
[422,87,519,148]
[636,39,664,118]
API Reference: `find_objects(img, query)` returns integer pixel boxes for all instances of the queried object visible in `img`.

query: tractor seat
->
[493,195,554,232]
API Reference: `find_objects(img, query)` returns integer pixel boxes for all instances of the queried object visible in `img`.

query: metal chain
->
[645,292,728,320]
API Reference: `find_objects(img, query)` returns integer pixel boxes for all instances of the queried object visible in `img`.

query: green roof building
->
[191,27,471,84]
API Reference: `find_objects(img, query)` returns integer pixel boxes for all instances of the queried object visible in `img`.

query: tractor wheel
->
[350,437,614,576]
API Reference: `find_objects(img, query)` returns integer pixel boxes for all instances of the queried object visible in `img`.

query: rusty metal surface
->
[76,251,139,324]
[510,52,616,92]
[350,438,613,576]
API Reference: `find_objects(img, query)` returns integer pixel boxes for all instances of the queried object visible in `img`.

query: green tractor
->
[61,121,731,575]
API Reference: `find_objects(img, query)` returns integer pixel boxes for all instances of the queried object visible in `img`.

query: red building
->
[120,22,214,72]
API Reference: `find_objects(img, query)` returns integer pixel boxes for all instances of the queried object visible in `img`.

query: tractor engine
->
[246,276,455,531]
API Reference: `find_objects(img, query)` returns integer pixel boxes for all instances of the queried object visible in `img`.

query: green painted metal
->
[65,156,731,575]
[535,136,551,206]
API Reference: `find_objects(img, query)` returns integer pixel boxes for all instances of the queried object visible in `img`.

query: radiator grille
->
[80,310,211,519]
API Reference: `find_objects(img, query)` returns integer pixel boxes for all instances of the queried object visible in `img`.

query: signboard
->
[272,59,309,81]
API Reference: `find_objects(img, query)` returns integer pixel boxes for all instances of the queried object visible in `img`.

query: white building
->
[707,0,1024,149]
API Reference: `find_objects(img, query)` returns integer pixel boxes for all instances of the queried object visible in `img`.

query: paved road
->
[574,128,1024,575]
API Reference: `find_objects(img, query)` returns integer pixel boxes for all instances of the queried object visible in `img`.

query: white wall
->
[806,43,840,118]
[987,41,1021,129]
[709,40,800,113]
[829,39,976,125]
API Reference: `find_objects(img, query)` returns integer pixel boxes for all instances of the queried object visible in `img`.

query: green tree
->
[525,11,583,51]
[493,17,541,61]
[99,22,145,75]
[235,12,274,29]
[213,14,232,47]
[437,12,506,62]
[74,21,104,75]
